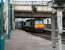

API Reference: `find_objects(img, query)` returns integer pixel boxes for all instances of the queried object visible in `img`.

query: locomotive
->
[23,18,45,33]
[15,16,65,32]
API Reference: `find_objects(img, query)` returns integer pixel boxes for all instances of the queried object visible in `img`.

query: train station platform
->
[5,30,65,50]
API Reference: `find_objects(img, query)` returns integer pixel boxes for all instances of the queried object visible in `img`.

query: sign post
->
[0,0,5,50]
[8,0,12,39]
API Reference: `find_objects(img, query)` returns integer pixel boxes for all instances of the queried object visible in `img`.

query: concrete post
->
[51,13,57,50]
[57,9,62,50]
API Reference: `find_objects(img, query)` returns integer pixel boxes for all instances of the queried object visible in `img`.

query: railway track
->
[23,29,65,44]
[24,30,51,40]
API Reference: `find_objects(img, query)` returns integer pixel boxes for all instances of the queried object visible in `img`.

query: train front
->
[34,16,45,33]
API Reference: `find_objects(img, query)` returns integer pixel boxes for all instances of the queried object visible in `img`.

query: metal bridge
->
[14,1,49,6]
[14,1,55,18]
[14,1,53,11]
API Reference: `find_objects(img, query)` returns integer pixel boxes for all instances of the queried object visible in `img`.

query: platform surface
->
[5,30,65,50]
